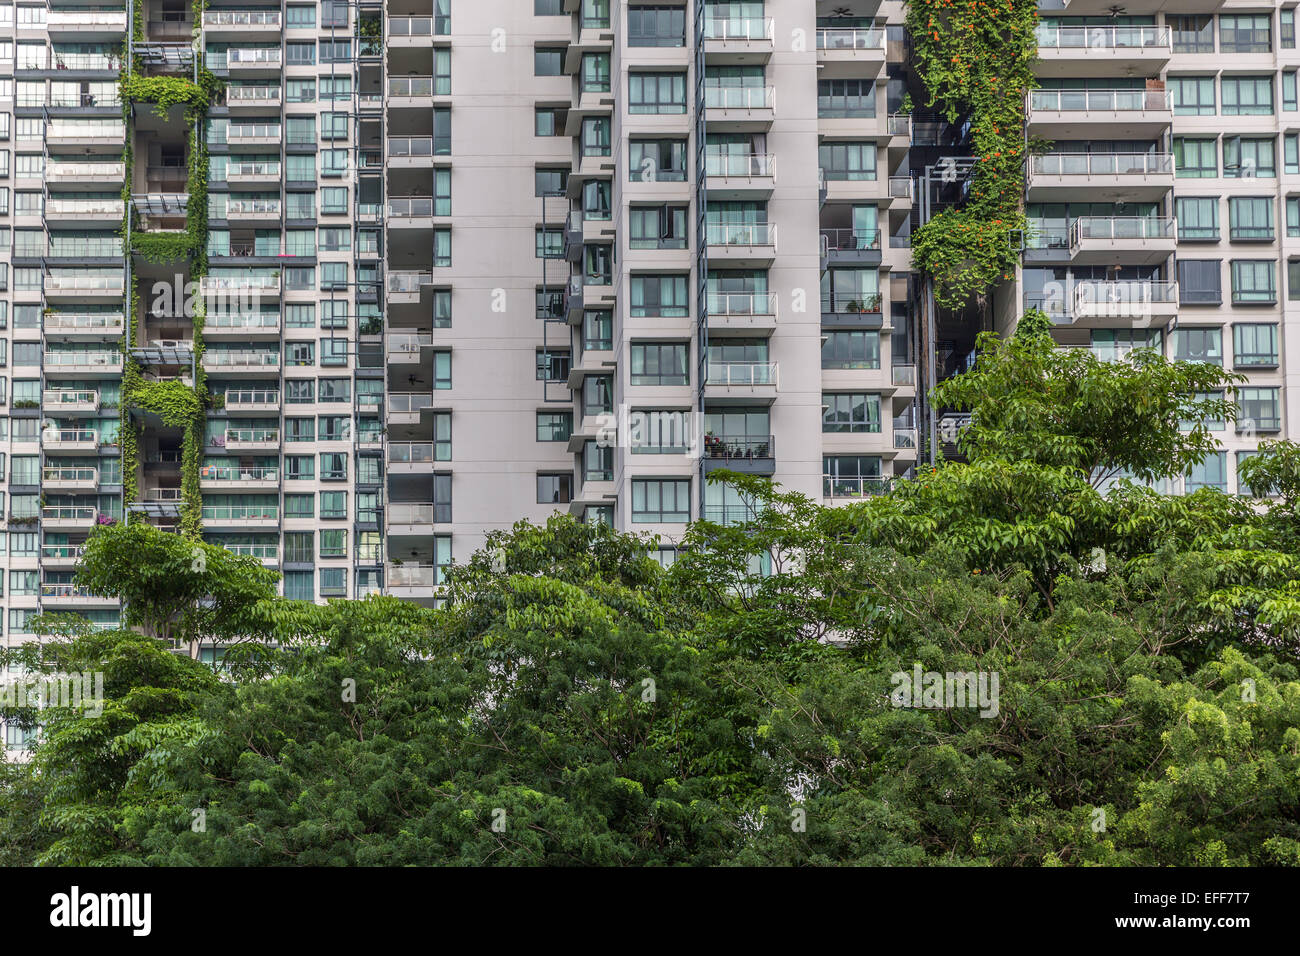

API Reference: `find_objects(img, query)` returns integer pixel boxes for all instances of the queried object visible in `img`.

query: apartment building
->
[0,0,1294,752]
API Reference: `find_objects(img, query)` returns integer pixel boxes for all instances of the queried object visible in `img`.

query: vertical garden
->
[906,0,1039,310]
[117,0,220,538]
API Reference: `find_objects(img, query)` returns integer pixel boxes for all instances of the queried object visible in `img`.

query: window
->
[535,107,566,136]
[537,474,573,504]
[1171,76,1215,115]
[320,452,347,480]
[1176,197,1219,240]
[1173,137,1217,178]
[535,226,564,258]
[535,0,565,14]
[822,331,881,369]
[583,180,612,220]
[629,205,688,248]
[819,142,877,180]
[583,310,613,351]
[582,52,611,92]
[584,441,614,479]
[1285,9,1297,49]
[537,411,573,442]
[433,350,452,389]
[1220,14,1271,53]
[536,349,571,381]
[630,275,688,316]
[285,493,314,518]
[822,393,882,433]
[628,5,685,46]
[432,413,452,460]
[1230,259,1276,303]
[1286,71,1298,111]
[1233,324,1279,367]
[1221,76,1273,115]
[1237,387,1281,432]
[630,342,689,386]
[584,375,613,416]
[582,116,611,156]
[631,479,690,523]
[319,567,346,597]
[1288,260,1300,301]
[534,47,565,76]
[1229,197,1274,240]
[1223,136,1276,177]
[629,139,688,182]
[535,167,568,197]
[1186,452,1228,492]
[433,229,451,266]
[629,72,687,113]
[1170,14,1214,53]
[818,78,876,118]
[1172,327,1223,365]
[320,491,347,519]
[285,455,314,480]
[1288,134,1300,175]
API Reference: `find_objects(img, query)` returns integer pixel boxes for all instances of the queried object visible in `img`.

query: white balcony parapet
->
[44,313,124,333]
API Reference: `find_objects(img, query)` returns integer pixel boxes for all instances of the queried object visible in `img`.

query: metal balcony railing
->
[204,10,282,27]
[702,435,775,460]
[704,152,776,178]
[201,466,279,481]
[388,393,435,413]
[43,467,98,483]
[706,222,777,246]
[388,197,439,217]
[816,28,886,50]
[821,292,883,313]
[822,476,891,498]
[388,76,438,97]
[1031,152,1174,177]
[1035,25,1172,49]
[1069,216,1176,245]
[706,362,778,386]
[388,136,435,157]
[708,292,777,316]
[702,17,774,40]
[1030,88,1170,112]
[386,564,443,588]
[388,271,434,293]
[820,228,881,252]
[388,442,435,464]
[224,428,280,443]
[703,86,776,110]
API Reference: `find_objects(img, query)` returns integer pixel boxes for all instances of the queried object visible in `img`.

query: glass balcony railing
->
[1035,25,1171,50]
[703,86,775,110]
[706,222,777,246]
[204,10,282,27]
[201,465,279,481]
[388,393,435,413]
[822,476,891,498]
[202,504,279,520]
[222,388,279,406]
[388,442,435,464]
[816,27,886,50]
[702,17,774,40]
[819,228,881,252]
[41,351,122,367]
[1030,153,1174,177]
[1029,89,1169,112]
[223,428,280,444]
[708,292,777,316]
[706,362,778,386]
[204,351,280,367]
[704,152,776,178]
[43,467,98,483]
[1070,216,1176,244]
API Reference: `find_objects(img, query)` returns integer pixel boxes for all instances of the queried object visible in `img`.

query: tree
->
[74,521,279,656]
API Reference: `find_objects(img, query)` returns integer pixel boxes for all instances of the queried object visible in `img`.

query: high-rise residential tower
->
[0,0,1294,754]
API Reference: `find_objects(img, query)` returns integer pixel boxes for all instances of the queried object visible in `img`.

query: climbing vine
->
[117,0,217,538]
[906,0,1040,310]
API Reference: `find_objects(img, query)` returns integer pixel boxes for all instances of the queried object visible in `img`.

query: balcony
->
[703,86,776,130]
[43,270,124,298]
[702,435,776,475]
[40,583,116,606]
[816,27,886,77]
[387,197,443,226]
[1070,280,1179,327]
[387,393,435,425]
[388,136,440,166]
[43,466,99,491]
[41,506,99,529]
[704,362,779,404]
[707,292,777,335]
[221,388,280,412]
[204,312,281,336]
[387,333,434,364]
[892,365,917,390]
[43,389,99,414]
[223,48,283,72]
[1026,88,1171,139]
[387,271,434,303]
[221,427,280,452]
[203,351,281,375]
[702,16,774,61]
[388,442,437,474]
[1035,26,1172,78]
[225,124,282,146]
[199,464,279,490]
[200,275,281,298]
[388,16,450,45]
[202,9,282,38]
[704,152,776,199]
[388,76,440,102]
[201,503,279,528]
[1069,216,1177,265]
[820,228,882,267]
[40,197,123,225]
[225,161,281,185]
[41,351,123,375]
[894,424,920,455]
[821,291,885,328]
[385,564,443,601]
[41,544,86,567]
[45,161,126,185]
[822,475,891,500]
[47,9,129,38]
[42,429,100,455]
[388,503,445,534]
[706,221,777,265]
[44,313,125,338]
[1026,152,1174,201]
[225,85,282,109]
[224,198,281,222]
